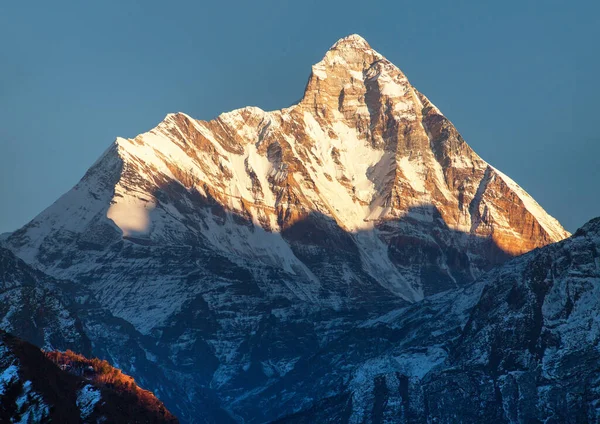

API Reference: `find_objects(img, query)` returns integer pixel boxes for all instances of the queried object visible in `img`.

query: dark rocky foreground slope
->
[0,330,177,423]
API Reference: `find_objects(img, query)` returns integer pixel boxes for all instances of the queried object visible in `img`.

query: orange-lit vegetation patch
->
[45,350,177,423]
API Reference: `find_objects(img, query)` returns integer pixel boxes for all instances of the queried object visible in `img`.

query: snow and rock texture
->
[0,330,178,423]
[0,247,232,423]
[261,217,600,423]
[2,34,570,422]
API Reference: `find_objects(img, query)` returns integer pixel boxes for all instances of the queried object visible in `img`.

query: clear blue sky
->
[1,0,598,233]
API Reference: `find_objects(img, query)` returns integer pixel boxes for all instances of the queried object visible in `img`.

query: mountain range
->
[1,34,593,423]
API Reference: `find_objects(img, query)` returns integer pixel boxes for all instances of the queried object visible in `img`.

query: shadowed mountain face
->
[2,35,570,422]
[265,217,600,424]
[0,247,233,422]
[0,330,178,423]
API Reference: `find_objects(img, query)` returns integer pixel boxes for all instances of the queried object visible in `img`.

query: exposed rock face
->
[0,330,178,423]
[265,217,600,423]
[2,35,569,422]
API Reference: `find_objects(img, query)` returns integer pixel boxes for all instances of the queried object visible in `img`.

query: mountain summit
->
[3,35,570,422]
[7,34,568,301]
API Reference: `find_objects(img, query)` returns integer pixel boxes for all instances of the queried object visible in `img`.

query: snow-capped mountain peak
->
[7,34,569,309]
[2,34,573,423]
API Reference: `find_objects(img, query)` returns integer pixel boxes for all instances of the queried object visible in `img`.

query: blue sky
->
[1,0,598,233]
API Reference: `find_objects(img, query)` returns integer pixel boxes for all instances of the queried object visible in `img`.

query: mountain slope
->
[0,247,233,423]
[0,330,177,423]
[263,217,600,423]
[3,34,570,422]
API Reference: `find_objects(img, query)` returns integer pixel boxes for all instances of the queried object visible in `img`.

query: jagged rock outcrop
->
[2,35,570,422]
